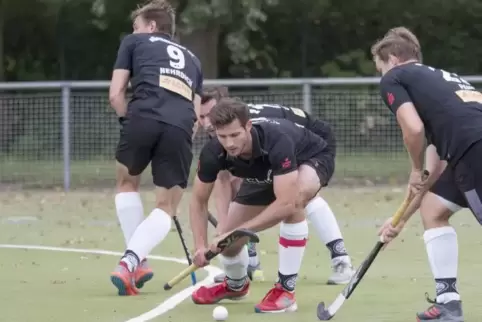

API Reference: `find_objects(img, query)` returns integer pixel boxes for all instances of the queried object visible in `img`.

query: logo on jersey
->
[281,158,292,169]
[245,169,272,185]
[387,92,395,106]
[159,73,193,101]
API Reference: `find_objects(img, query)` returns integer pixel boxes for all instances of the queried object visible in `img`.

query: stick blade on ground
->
[317,302,333,320]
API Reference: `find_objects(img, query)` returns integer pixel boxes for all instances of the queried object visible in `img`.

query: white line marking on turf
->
[0,244,223,322]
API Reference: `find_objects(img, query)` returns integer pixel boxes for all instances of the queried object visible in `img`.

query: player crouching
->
[189,97,334,313]
[200,86,354,285]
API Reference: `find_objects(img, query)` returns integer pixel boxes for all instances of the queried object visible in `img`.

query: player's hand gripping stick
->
[317,170,429,320]
[163,228,259,291]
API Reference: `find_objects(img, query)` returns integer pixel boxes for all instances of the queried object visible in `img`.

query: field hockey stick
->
[172,216,197,285]
[317,170,429,320]
[164,228,259,290]
[208,211,218,227]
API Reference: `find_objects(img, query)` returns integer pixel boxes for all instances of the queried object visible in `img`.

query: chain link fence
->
[2,78,481,189]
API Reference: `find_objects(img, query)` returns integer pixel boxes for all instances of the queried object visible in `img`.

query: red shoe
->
[134,260,154,289]
[110,262,139,296]
[254,283,297,313]
[192,279,249,304]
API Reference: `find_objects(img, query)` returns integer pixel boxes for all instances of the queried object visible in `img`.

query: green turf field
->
[0,152,410,188]
[1,188,481,322]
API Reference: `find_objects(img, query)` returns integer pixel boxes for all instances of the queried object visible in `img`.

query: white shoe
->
[327,258,355,285]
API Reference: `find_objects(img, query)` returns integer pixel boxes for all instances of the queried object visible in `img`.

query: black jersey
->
[114,33,203,135]
[247,103,335,152]
[247,103,310,127]
[380,62,482,164]
[197,118,328,184]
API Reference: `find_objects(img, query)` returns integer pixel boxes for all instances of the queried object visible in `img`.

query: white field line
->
[0,244,222,322]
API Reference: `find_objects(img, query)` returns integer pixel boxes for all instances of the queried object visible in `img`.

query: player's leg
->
[192,202,266,304]
[117,122,193,291]
[213,181,266,283]
[416,166,466,322]
[301,153,355,284]
[229,177,263,277]
[111,117,160,295]
[255,177,309,313]
[418,140,482,321]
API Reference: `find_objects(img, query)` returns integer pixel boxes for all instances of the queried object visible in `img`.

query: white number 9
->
[167,45,185,69]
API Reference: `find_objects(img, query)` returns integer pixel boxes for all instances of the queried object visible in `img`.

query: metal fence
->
[2,77,482,190]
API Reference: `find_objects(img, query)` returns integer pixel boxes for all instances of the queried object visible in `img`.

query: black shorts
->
[429,140,482,224]
[233,151,335,206]
[115,116,193,189]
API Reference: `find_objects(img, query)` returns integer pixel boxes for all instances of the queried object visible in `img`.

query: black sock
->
[121,249,140,272]
[435,278,458,297]
[278,272,298,292]
[326,238,348,259]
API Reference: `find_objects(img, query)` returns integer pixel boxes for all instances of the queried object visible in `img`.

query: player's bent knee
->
[224,203,265,232]
[283,206,306,224]
[221,239,246,257]
[154,185,184,216]
[219,245,248,266]
[420,192,458,229]
[116,162,140,192]
[297,164,322,206]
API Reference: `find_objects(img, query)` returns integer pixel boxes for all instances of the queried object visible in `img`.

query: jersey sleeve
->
[196,142,224,183]
[113,34,136,71]
[379,70,413,114]
[268,136,298,176]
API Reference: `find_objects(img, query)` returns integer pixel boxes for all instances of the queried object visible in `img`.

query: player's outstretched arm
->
[213,170,233,232]
[192,94,201,139]
[380,72,425,172]
[396,102,426,171]
[400,144,446,222]
[189,176,214,250]
[109,34,135,118]
[190,142,223,249]
[379,145,446,243]
[109,70,130,117]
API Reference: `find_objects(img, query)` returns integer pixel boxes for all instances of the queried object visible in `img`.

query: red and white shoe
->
[254,283,297,313]
[110,262,139,296]
[134,259,154,289]
[192,279,249,304]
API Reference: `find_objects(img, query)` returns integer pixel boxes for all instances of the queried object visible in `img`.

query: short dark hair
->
[371,33,422,63]
[131,0,176,37]
[208,97,250,128]
[384,26,422,61]
[201,86,229,104]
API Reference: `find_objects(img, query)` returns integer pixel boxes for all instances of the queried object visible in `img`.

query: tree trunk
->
[180,26,220,79]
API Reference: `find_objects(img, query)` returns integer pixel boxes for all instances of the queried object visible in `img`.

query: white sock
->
[121,251,140,272]
[424,226,460,303]
[126,208,172,263]
[278,220,308,291]
[305,196,350,265]
[219,245,249,290]
[115,192,144,245]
